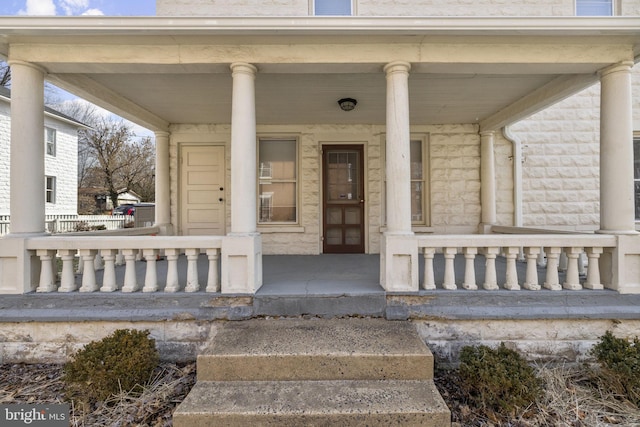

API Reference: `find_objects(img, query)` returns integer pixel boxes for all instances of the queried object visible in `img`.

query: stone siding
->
[170,123,496,254]
[0,101,10,215]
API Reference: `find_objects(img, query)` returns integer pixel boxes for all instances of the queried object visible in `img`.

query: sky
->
[0,1,157,138]
[0,0,155,16]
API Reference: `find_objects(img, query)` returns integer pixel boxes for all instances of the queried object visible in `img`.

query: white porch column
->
[479,130,497,233]
[9,60,46,234]
[599,61,635,234]
[222,62,262,294]
[380,61,417,292]
[154,131,172,235]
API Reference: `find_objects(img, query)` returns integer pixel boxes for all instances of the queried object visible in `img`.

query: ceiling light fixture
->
[338,98,357,112]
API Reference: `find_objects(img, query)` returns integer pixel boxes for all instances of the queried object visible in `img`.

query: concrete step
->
[174,318,450,426]
[197,318,434,381]
[173,379,450,427]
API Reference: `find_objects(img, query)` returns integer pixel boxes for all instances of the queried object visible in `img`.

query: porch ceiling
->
[1,16,638,132]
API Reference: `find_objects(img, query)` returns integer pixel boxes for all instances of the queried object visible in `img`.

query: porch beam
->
[479,73,598,131]
[11,43,631,71]
[46,73,170,132]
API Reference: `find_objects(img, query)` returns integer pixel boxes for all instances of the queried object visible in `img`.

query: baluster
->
[523,246,541,290]
[78,249,99,292]
[483,247,500,290]
[206,248,220,292]
[543,247,562,290]
[504,246,521,291]
[462,247,477,290]
[584,247,604,290]
[36,249,57,292]
[563,247,583,290]
[185,248,200,292]
[164,248,181,292]
[94,252,104,271]
[121,249,141,292]
[443,247,457,290]
[422,247,436,290]
[100,249,118,292]
[537,247,547,267]
[58,249,78,292]
[142,249,160,292]
[115,250,125,266]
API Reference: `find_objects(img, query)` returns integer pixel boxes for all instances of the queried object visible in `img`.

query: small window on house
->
[576,0,613,16]
[258,139,297,223]
[314,0,352,16]
[634,138,640,220]
[45,176,56,204]
[410,139,427,224]
[45,127,56,156]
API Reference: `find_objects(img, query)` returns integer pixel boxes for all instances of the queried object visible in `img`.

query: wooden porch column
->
[479,130,497,233]
[154,131,172,235]
[222,62,262,294]
[598,61,635,234]
[8,60,46,234]
[380,61,417,292]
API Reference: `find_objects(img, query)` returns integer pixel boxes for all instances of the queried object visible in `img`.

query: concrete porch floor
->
[0,253,639,323]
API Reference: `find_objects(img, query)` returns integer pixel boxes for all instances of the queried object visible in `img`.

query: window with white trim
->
[45,127,56,156]
[576,0,613,16]
[45,176,56,204]
[314,0,352,16]
[258,138,297,224]
[634,137,640,220]
[383,136,430,226]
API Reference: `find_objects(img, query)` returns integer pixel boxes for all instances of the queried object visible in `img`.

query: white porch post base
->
[0,236,40,294]
[380,233,418,292]
[221,234,263,294]
[602,235,640,294]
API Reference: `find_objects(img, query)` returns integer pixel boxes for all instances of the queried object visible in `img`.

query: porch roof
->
[0,16,638,132]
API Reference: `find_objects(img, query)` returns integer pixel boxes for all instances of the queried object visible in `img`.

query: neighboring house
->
[0,86,83,216]
[0,0,638,296]
[78,187,142,214]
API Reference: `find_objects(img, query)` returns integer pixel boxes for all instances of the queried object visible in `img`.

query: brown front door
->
[322,145,365,253]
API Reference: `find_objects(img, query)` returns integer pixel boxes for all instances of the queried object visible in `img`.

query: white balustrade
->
[27,235,223,294]
[416,234,616,292]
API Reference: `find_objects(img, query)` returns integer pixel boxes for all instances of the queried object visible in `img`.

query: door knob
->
[220,187,224,191]
[219,198,224,202]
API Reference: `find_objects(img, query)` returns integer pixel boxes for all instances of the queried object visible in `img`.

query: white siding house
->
[0,87,82,216]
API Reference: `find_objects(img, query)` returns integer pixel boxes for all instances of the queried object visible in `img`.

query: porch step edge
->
[172,379,451,427]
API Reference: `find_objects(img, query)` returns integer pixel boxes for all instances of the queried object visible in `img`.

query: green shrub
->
[459,343,542,418]
[64,329,159,402]
[591,331,640,405]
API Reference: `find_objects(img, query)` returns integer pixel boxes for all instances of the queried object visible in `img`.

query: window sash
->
[45,176,56,204]
[45,127,56,156]
[314,0,352,16]
[258,139,298,224]
[634,138,640,220]
[576,0,613,16]
[410,139,426,224]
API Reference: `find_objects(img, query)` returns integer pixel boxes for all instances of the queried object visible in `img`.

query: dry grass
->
[0,362,196,427]
[2,361,640,426]
[436,363,640,426]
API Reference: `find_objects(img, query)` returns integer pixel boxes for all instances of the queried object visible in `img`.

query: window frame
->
[45,127,56,157]
[382,134,431,228]
[45,175,56,204]
[257,137,300,226]
[575,0,615,16]
[312,0,353,16]
[634,135,640,221]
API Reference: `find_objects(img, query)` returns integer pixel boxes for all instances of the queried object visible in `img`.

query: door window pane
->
[259,139,297,223]
[315,0,351,15]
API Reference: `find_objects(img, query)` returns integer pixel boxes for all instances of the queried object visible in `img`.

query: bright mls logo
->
[1,404,68,426]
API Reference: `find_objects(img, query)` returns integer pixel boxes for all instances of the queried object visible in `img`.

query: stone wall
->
[170,123,498,254]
